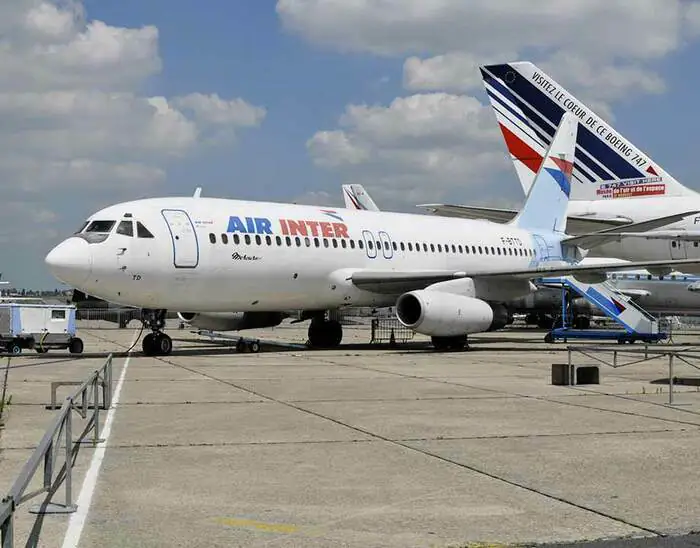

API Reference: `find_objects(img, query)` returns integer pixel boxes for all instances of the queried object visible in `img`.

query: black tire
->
[308,320,341,348]
[68,338,84,355]
[7,342,21,355]
[248,341,260,353]
[142,333,155,356]
[155,333,173,356]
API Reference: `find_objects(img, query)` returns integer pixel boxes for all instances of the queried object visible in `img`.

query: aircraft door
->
[670,239,687,260]
[161,209,199,268]
[378,231,393,259]
[362,230,377,259]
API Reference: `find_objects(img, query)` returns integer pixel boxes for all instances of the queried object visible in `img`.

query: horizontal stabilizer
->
[563,211,700,249]
[417,203,631,234]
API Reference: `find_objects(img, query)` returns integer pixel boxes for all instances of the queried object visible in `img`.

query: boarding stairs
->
[539,276,661,340]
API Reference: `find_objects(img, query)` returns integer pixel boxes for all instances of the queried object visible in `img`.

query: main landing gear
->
[307,315,343,348]
[431,335,468,351]
[141,309,173,356]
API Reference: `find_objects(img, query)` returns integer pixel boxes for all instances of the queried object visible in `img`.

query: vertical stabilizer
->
[481,61,697,201]
[511,112,578,233]
[342,184,380,211]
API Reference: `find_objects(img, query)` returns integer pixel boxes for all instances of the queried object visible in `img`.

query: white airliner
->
[421,61,700,266]
[44,114,700,356]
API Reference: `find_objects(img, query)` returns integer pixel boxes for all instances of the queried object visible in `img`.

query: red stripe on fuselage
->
[499,123,543,174]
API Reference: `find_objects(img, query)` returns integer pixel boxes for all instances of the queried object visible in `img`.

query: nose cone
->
[45,237,93,286]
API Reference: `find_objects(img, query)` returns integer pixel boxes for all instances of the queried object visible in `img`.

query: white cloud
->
[280,0,700,208]
[307,93,510,208]
[0,0,266,199]
[0,0,266,259]
[173,93,267,127]
[277,0,694,60]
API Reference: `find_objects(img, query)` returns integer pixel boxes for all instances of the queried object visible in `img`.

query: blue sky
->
[2,0,700,288]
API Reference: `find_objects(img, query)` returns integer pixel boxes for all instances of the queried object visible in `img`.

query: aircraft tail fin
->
[342,184,380,211]
[480,61,697,201]
[510,112,578,233]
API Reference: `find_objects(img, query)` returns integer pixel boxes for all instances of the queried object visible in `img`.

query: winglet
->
[193,187,202,198]
[510,112,578,234]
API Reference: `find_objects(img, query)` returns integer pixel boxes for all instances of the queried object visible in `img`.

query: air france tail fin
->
[510,112,578,234]
[480,61,697,201]
[342,184,380,211]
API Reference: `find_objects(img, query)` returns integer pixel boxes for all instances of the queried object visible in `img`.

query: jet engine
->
[177,311,285,331]
[395,291,511,337]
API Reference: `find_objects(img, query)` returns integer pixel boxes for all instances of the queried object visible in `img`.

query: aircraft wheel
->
[68,338,84,355]
[154,333,173,356]
[7,342,21,355]
[142,333,155,356]
[248,341,260,353]
[308,320,343,348]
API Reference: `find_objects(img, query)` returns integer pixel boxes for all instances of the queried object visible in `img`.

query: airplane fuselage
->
[51,197,561,313]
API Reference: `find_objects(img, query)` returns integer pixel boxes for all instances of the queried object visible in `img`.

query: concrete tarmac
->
[2,322,700,547]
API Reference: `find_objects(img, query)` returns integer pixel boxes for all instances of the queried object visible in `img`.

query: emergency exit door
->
[161,209,199,268]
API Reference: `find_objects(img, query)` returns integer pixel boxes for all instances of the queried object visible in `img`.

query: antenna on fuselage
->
[193,187,202,198]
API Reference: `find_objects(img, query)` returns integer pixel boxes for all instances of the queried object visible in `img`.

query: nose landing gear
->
[141,309,173,356]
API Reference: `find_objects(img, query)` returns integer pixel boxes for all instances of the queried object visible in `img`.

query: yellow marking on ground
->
[216,517,299,534]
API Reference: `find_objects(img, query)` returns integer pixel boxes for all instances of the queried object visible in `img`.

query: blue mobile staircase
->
[539,276,666,344]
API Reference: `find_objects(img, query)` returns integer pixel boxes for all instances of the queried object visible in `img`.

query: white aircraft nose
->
[45,237,93,286]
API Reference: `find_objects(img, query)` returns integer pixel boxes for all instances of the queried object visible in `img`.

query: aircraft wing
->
[417,204,631,234]
[562,211,700,249]
[349,258,700,294]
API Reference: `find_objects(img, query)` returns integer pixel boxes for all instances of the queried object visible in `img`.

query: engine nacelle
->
[396,291,509,337]
[177,311,285,332]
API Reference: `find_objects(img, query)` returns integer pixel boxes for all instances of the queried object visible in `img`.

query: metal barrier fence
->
[370,317,415,344]
[567,345,700,405]
[0,354,113,548]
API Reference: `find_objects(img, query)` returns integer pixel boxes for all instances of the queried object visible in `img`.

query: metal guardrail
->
[567,345,700,405]
[0,354,113,548]
[370,318,415,345]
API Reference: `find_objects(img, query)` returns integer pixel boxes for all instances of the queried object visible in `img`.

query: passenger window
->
[305,237,311,247]
[245,235,251,245]
[51,309,66,319]
[136,222,154,238]
[350,240,355,249]
[340,240,346,248]
[368,241,374,250]
[358,240,364,249]
[314,237,320,247]
[285,236,291,246]
[295,237,301,247]
[117,220,133,237]
[255,235,262,245]
[430,244,435,252]
[401,242,406,251]
[266,235,272,245]
[221,234,228,244]
[392,242,397,251]
[332,239,338,248]
[233,234,240,245]
[275,236,282,246]
[209,233,216,244]
[323,238,329,248]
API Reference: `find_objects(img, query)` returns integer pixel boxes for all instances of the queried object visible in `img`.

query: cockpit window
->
[85,220,116,233]
[136,222,154,238]
[117,220,134,237]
